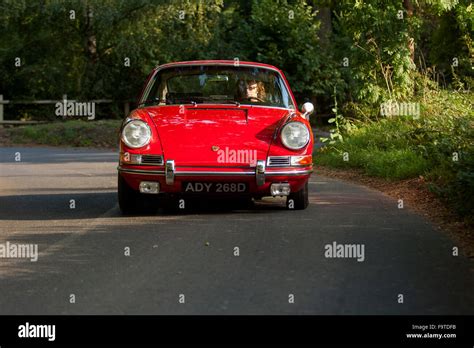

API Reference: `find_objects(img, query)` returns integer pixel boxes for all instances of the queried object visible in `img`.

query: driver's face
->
[246,82,258,98]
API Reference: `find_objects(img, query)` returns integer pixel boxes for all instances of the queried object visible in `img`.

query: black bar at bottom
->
[0,315,473,346]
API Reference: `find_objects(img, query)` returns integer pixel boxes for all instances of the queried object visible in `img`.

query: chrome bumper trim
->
[256,160,266,186]
[266,169,313,176]
[118,167,165,175]
[118,167,312,177]
[176,171,254,176]
[165,160,175,185]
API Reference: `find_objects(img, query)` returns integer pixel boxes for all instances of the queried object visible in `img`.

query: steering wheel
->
[243,96,265,103]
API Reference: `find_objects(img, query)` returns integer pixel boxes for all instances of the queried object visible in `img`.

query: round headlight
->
[121,120,151,148]
[280,122,310,150]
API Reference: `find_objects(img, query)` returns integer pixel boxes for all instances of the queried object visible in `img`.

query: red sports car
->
[118,60,314,214]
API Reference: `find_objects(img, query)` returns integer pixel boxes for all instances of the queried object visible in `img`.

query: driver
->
[238,79,266,102]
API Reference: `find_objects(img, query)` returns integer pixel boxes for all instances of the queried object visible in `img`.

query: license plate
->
[183,182,248,193]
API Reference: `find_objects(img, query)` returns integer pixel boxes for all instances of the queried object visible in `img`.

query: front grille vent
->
[141,155,163,165]
[267,156,290,167]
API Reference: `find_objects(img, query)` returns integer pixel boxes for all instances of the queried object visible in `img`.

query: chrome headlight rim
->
[121,119,152,149]
[280,121,310,150]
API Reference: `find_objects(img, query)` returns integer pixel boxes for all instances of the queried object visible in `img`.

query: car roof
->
[155,60,281,72]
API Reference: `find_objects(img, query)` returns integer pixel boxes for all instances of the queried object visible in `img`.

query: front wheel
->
[118,174,158,215]
[287,182,309,210]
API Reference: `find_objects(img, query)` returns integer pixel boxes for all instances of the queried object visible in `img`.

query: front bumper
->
[118,161,312,195]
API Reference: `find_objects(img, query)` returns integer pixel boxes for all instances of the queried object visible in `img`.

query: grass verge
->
[2,119,122,148]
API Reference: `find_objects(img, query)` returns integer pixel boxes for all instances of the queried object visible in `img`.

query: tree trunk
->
[403,0,415,65]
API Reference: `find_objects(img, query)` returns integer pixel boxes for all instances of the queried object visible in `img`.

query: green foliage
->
[0,0,343,112]
[427,0,474,89]
[321,86,356,144]
[0,0,472,112]
[318,145,431,179]
[331,0,416,103]
[0,0,225,101]
[238,0,341,97]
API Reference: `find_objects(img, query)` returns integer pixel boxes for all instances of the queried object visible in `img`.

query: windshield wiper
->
[225,100,240,107]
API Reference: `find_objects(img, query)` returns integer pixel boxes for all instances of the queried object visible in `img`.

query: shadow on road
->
[0,192,117,220]
[0,191,291,221]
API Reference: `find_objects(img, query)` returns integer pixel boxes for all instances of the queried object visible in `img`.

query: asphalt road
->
[0,147,473,314]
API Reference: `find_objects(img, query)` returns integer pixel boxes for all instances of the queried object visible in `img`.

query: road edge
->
[314,165,474,259]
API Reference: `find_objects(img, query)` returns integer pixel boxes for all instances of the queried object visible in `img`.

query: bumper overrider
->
[118,158,312,197]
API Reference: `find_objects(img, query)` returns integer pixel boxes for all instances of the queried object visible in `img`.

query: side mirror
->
[301,102,314,120]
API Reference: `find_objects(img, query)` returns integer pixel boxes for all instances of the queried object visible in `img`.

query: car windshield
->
[141,65,295,109]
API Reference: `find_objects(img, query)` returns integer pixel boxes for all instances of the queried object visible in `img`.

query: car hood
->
[145,105,290,166]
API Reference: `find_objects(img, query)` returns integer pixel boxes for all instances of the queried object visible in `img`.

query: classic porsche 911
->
[117,60,314,214]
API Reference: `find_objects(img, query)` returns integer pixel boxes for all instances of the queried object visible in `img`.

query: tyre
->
[161,194,183,214]
[118,174,157,215]
[287,182,309,210]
